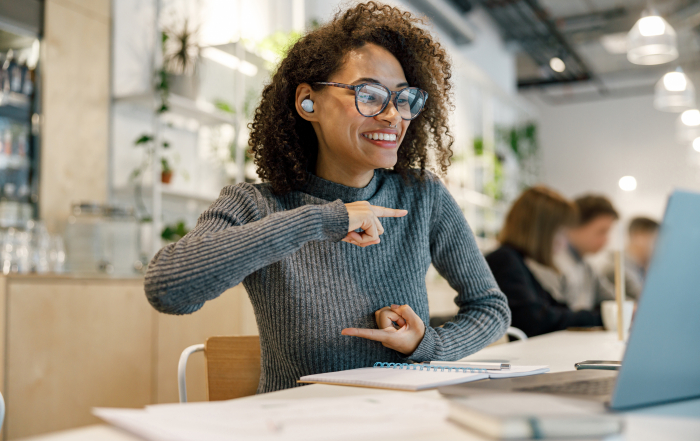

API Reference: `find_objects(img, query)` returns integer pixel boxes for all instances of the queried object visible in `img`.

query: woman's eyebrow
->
[352,77,410,88]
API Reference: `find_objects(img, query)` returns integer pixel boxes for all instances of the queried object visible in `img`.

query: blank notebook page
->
[299,367,488,391]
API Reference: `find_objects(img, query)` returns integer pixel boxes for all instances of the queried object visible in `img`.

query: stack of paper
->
[94,393,449,441]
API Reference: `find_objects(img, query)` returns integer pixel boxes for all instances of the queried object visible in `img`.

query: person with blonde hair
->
[485,186,603,337]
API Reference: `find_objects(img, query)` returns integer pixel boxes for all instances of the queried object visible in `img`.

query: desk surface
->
[19,331,700,441]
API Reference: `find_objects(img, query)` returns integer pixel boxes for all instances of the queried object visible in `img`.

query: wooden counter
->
[0,275,257,440]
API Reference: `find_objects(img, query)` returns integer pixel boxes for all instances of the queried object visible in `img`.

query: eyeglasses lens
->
[397,88,425,120]
[357,84,389,117]
[357,84,425,120]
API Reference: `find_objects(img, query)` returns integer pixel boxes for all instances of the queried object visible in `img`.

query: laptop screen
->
[611,190,700,410]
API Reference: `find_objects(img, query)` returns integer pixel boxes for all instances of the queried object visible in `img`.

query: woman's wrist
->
[319,199,350,242]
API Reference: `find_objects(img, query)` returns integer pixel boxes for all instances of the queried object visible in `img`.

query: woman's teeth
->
[363,133,397,141]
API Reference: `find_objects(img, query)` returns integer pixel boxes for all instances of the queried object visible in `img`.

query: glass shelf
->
[0,91,31,120]
[0,91,30,109]
[0,154,30,169]
[113,92,235,126]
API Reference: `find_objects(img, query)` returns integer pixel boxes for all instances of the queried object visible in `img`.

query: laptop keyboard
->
[517,376,616,396]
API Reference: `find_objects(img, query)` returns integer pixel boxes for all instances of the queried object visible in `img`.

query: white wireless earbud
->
[301,98,315,113]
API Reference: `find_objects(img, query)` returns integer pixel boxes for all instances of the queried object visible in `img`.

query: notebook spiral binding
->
[373,362,487,373]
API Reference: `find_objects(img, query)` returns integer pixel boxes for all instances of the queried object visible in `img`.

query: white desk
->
[18,331,700,441]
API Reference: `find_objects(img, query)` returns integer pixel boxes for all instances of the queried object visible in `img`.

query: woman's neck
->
[315,156,375,188]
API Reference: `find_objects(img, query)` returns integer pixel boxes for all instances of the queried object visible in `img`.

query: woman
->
[145,2,510,393]
[485,186,603,338]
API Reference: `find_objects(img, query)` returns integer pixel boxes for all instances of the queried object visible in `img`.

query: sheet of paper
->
[299,366,488,390]
[486,365,550,378]
[94,393,448,441]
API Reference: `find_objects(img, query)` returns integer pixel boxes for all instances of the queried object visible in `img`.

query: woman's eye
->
[358,94,378,103]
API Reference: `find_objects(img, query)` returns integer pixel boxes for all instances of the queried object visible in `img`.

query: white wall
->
[529,93,700,223]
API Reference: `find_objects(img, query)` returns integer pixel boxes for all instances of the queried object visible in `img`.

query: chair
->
[178,335,260,403]
[0,391,5,432]
[506,326,528,341]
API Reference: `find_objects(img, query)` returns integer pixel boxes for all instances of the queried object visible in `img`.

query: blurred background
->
[0,0,698,438]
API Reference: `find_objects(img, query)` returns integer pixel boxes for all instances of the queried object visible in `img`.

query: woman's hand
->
[341,304,426,355]
[342,201,407,247]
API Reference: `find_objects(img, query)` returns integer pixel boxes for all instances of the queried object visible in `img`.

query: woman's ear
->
[295,83,318,122]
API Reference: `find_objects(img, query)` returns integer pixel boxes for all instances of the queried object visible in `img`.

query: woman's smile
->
[361,128,400,149]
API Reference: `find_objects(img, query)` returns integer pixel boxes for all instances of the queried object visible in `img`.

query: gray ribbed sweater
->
[145,169,510,393]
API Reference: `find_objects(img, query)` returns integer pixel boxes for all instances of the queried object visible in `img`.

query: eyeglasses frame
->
[313,82,429,121]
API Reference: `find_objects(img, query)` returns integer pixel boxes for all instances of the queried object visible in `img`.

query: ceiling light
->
[638,16,665,37]
[549,57,565,73]
[654,68,695,112]
[681,109,700,127]
[677,110,700,143]
[663,71,687,91]
[627,11,678,65]
[693,138,700,152]
[619,176,637,192]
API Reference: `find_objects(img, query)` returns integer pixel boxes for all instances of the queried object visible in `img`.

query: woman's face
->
[298,43,411,174]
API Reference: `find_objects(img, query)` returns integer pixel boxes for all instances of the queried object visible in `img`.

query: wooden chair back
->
[204,335,261,401]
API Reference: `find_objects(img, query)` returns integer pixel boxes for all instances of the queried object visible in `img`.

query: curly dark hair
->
[248,1,454,195]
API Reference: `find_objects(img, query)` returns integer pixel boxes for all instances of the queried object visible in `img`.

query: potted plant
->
[162,20,200,100]
[161,158,173,184]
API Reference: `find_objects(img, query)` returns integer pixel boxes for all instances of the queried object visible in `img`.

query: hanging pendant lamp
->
[627,10,678,65]
[654,67,695,112]
[677,109,700,143]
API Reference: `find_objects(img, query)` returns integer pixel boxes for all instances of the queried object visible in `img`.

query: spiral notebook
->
[298,363,549,391]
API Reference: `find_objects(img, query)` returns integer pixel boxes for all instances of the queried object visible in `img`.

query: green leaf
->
[214,100,235,114]
[161,220,190,241]
[134,134,154,145]
[473,137,484,156]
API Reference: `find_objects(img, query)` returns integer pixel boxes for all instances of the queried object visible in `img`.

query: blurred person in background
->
[602,216,660,300]
[486,186,603,337]
[555,195,618,312]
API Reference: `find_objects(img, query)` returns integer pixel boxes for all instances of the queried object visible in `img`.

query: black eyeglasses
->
[314,82,428,121]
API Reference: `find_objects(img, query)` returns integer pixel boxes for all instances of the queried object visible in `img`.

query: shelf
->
[0,91,31,120]
[161,187,219,203]
[0,154,30,170]
[0,91,30,109]
[113,93,236,126]
[113,185,219,204]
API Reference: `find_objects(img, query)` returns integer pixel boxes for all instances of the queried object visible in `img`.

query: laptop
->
[439,190,700,410]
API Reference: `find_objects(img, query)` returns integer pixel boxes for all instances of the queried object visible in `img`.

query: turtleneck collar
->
[300,170,380,203]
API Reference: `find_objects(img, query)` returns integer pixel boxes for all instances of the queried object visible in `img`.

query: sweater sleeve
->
[408,179,511,362]
[486,247,602,337]
[144,183,349,315]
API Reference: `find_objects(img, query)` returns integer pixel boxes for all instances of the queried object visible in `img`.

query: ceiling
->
[456,0,700,103]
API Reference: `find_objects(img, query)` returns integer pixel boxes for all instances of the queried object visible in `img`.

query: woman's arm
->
[409,180,511,362]
[144,183,349,315]
[487,248,602,337]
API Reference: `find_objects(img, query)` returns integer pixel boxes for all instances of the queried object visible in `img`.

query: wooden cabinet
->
[0,275,257,440]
